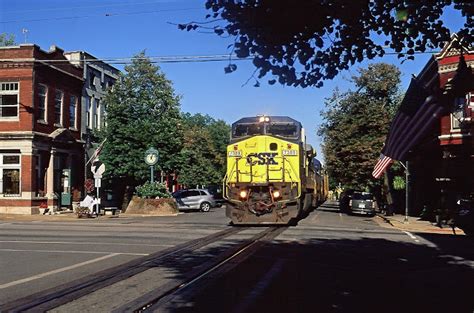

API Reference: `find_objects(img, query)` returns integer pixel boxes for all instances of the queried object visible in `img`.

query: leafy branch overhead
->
[179,1,473,87]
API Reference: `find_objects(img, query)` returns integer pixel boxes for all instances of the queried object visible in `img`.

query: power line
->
[0,7,202,24]
[0,54,252,65]
[1,1,175,14]
[0,50,439,66]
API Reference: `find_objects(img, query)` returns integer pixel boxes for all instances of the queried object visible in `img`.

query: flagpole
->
[85,138,106,166]
[405,161,409,223]
[399,161,410,223]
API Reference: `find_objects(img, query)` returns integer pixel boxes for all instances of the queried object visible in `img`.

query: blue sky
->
[0,0,465,161]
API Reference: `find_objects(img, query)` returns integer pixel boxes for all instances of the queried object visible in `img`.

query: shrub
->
[135,181,171,199]
[393,176,406,190]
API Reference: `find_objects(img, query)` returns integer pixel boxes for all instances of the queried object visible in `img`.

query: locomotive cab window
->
[267,123,299,139]
[232,123,264,138]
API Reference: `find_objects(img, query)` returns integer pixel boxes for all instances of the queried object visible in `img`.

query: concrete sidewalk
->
[375,213,465,235]
[0,212,114,221]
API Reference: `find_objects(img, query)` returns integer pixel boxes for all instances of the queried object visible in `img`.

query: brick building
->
[0,44,84,214]
[408,34,473,214]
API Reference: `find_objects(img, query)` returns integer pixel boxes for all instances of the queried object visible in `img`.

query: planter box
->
[124,196,178,216]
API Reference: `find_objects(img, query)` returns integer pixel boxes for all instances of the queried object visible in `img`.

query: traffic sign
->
[91,160,106,176]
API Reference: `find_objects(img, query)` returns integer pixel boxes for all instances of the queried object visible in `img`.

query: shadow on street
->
[150,235,474,313]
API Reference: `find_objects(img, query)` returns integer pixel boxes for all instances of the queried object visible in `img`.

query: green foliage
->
[318,63,401,190]
[393,176,406,190]
[0,33,15,47]
[99,52,183,185]
[135,181,171,199]
[180,1,472,87]
[176,113,230,186]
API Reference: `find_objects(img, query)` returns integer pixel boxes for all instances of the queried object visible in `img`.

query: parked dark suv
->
[349,192,377,216]
[339,189,354,213]
[172,189,218,212]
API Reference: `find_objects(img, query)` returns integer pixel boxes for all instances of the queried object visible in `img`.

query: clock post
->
[145,148,159,183]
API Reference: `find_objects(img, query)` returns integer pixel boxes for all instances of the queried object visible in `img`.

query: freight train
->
[223,115,328,225]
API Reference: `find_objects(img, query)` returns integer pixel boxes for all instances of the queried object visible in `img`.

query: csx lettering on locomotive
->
[246,152,278,165]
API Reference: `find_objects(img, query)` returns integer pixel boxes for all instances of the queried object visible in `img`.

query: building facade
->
[0,44,84,214]
[64,51,119,142]
[409,34,473,214]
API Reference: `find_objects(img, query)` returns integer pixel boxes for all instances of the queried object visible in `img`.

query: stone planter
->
[124,196,178,216]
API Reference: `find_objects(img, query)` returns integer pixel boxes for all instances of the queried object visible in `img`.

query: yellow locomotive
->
[224,115,328,225]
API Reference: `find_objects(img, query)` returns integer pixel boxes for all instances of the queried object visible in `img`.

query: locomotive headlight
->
[259,116,265,122]
[272,190,281,199]
[239,190,248,199]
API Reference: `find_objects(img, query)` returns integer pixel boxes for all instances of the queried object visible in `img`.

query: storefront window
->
[0,153,21,196]
[3,169,20,195]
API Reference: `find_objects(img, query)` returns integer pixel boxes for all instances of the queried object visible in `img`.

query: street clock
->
[145,148,159,166]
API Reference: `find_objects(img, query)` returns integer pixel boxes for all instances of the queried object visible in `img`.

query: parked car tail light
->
[372,201,376,209]
[239,190,248,199]
[349,200,352,206]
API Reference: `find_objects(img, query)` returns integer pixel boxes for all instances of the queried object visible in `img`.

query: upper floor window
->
[451,94,469,130]
[0,82,19,119]
[69,95,77,129]
[54,90,63,125]
[89,72,96,89]
[37,84,47,121]
[86,97,93,129]
[95,99,100,129]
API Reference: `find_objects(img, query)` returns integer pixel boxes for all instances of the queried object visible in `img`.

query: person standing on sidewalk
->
[436,189,448,228]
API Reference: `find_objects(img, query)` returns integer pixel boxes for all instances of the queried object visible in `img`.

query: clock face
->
[146,154,157,165]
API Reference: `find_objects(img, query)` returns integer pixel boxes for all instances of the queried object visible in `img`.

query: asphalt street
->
[1,202,473,312]
[0,208,229,304]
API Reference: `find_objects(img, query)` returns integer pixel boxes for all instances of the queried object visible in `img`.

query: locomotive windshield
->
[232,121,300,140]
[267,122,299,138]
[233,123,264,137]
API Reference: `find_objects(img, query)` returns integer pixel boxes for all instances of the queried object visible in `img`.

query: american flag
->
[372,154,393,179]
[86,139,106,165]
[372,55,471,179]
[372,77,442,179]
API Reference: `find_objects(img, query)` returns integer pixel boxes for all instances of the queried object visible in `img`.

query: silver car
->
[172,189,217,212]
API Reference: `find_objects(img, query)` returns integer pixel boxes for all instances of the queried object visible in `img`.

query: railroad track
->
[1,226,287,312]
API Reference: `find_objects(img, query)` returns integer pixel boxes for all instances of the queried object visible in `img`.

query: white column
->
[46,150,57,210]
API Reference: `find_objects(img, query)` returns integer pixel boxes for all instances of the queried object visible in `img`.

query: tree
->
[0,33,15,46]
[99,52,183,200]
[177,113,230,186]
[180,1,472,87]
[318,63,402,190]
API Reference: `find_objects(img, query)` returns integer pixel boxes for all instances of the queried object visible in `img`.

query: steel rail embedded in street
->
[126,226,288,312]
[0,226,247,312]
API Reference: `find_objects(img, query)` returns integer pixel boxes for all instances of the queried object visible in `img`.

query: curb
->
[376,213,464,235]
[376,213,395,227]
